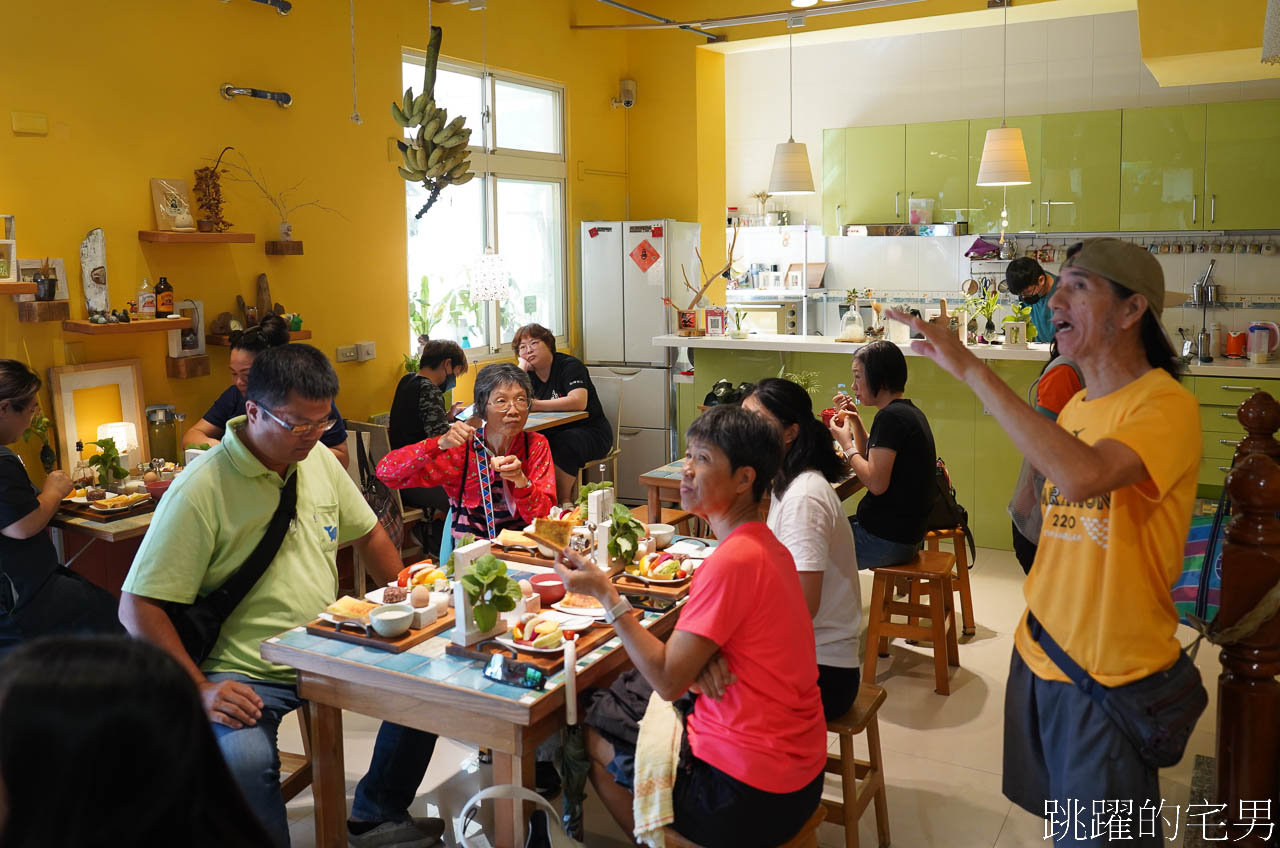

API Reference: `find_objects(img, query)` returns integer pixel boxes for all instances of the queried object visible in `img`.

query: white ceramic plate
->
[89,501,142,513]
[493,633,565,654]
[363,586,450,608]
[625,571,691,586]
[551,599,607,618]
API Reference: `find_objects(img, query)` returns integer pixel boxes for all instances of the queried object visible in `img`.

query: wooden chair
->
[279,705,313,802]
[923,526,975,636]
[664,804,826,848]
[578,375,623,490]
[823,683,891,848]
[864,550,960,695]
[344,420,427,592]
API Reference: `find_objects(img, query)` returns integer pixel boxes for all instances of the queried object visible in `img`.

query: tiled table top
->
[524,410,588,433]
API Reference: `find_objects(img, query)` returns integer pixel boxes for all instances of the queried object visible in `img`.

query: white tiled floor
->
[281,547,1219,847]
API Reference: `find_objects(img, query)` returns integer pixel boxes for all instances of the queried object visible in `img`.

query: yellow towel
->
[632,691,683,848]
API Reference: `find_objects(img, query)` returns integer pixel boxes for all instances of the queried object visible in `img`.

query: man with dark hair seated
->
[120,344,443,848]
[1006,256,1059,343]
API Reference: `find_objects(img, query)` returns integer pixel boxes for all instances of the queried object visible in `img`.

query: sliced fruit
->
[532,629,563,649]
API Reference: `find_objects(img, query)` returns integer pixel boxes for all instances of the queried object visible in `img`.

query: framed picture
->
[167,299,206,358]
[150,177,196,231]
[704,306,725,336]
[48,359,149,472]
[13,258,69,303]
[677,310,698,331]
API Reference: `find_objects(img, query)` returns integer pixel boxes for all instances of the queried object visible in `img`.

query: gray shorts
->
[1003,648,1164,846]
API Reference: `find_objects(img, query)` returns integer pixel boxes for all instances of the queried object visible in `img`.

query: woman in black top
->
[829,341,937,569]
[0,360,121,657]
[513,324,613,505]
[389,337,469,522]
[181,314,349,467]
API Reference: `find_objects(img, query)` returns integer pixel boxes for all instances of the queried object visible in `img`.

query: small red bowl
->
[821,408,838,428]
[529,573,566,605]
[145,480,172,503]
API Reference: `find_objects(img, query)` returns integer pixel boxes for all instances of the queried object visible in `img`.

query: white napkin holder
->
[587,487,615,525]
[450,539,507,646]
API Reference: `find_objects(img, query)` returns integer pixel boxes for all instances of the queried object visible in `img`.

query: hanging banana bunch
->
[392,25,474,219]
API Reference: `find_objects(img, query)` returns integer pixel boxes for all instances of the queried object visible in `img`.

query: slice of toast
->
[532,517,573,552]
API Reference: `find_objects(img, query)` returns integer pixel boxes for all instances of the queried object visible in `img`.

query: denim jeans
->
[850,519,920,571]
[208,673,438,848]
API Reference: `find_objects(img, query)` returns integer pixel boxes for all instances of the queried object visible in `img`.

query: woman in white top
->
[742,378,862,719]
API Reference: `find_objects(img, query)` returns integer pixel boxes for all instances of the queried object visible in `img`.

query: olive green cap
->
[1062,237,1169,318]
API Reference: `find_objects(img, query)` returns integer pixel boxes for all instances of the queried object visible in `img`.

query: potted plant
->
[87,437,129,491]
[22,414,56,473]
[783,370,822,400]
[964,289,1000,343]
[450,540,518,646]
[608,503,648,568]
[1004,302,1036,341]
[728,307,748,339]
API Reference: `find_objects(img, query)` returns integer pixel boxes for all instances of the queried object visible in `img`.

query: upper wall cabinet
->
[1120,105,1207,231]
[1205,100,1280,230]
[905,121,969,224]
[1040,110,1122,233]
[822,128,845,236]
[844,124,906,224]
[967,116,1042,234]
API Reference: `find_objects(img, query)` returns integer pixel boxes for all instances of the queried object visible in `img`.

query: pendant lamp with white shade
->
[975,1,1030,187]
[769,18,814,195]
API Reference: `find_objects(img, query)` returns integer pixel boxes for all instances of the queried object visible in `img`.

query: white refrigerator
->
[581,220,699,502]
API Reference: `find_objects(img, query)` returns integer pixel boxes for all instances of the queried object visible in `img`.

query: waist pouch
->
[1027,611,1207,769]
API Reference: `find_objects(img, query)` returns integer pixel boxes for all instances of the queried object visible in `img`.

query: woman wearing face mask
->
[182,314,350,467]
[389,337,469,535]
[0,360,122,657]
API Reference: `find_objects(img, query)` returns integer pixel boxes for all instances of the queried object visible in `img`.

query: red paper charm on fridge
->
[651,226,663,238]
[588,227,599,238]
[629,240,660,273]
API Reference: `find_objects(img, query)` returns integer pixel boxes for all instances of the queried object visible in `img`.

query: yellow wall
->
[4,0,658,477]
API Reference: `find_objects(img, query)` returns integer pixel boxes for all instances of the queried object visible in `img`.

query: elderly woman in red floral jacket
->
[377,363,555,540]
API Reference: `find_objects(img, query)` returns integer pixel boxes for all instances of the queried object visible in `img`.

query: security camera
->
[612,79,637,109]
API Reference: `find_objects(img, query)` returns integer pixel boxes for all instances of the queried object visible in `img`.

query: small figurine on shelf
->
[111,309,131,324]
[288,313,303,331]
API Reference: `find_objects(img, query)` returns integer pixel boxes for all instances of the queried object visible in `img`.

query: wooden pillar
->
[1218,393,1280,842]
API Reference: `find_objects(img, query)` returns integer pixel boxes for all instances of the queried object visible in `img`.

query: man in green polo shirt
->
[121,345,443,848]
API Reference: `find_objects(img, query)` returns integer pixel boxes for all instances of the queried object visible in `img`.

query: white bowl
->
[370,603,414,638]
[648,523,676,549]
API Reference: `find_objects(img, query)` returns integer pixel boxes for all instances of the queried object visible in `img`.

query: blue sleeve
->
[202,385,243,431]
[321,400,348,447]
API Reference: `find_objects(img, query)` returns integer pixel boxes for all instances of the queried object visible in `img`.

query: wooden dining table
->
[261,560,687,848]
[639,459,864,519]
[522,409,588,433]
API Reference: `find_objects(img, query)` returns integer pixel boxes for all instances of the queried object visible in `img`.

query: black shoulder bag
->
[1027,610,1207,769]
[925,458,976,565]
[356,430,403,548]
[164,471,298,664]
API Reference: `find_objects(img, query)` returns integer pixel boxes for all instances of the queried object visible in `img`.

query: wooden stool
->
[664,804,825,847]
[924,526,975,635]
[864,551,960,695]
[824,684,891,848]
[279,704,313,802]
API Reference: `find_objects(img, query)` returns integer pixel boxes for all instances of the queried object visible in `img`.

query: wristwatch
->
[603,595,634,624]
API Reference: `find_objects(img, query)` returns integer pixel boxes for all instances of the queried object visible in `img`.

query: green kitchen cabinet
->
[970,360,1041,551]
[1205,99,1280,230]
[905,121,969,222]
[822,128,846,236]
[967,116,1041,234]
[1040,110,1122,233]
[844,124,906,224]
[1120,105,1207,231]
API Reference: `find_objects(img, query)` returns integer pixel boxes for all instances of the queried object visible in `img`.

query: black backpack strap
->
[202,470,298,620]
[355,428,374,490]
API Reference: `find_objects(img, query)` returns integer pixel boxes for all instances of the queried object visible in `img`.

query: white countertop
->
[653,333,1280,378]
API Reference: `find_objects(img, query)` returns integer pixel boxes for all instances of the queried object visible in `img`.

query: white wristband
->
[603,595,634,624]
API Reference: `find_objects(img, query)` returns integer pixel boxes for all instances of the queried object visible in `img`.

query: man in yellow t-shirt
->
[888,239,1201,845]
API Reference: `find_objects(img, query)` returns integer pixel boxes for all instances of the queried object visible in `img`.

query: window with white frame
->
[402,54,566,358]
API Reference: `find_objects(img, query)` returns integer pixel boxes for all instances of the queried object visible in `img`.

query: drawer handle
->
[1219,439,1241,446]
[1219,411,1236,418]
[1218,466,1231,472]
[619,428,643,437]
[608,368,641,376]
[1218,385,1260,392]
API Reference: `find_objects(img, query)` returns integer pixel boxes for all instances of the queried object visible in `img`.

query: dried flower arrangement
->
[193,146,235,233]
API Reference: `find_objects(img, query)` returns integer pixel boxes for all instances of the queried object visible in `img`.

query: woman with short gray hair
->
[377,362,555,541]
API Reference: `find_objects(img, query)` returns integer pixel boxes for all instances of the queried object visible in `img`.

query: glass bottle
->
[72,441,94,488]
[137,277,156,319]
[836,308,866,343]
[154,276,174,318]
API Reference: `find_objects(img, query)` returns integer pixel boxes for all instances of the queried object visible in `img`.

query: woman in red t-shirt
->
[555,405,826,847]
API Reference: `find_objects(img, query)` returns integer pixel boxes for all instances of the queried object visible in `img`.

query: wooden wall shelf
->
[138,231,255,244]
[0,282,37,296]
[18,300,70,323]
[265,240,304,255]
[166,355,211,379]
[206,329,311,346]
[62,317,192,335]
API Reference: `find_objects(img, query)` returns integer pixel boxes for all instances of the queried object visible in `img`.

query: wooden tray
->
[59,498,156,523]
[304,606,456,653]
[613,573,691,600]
[464,610,639,674]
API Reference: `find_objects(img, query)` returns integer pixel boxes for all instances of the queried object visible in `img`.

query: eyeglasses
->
[258,404,337,436]
[487,397,530,412]
[516,342,541,354]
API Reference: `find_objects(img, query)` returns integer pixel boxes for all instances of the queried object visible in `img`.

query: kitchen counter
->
[653,333,1280,378]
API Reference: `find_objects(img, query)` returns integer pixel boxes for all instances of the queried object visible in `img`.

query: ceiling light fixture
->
[975,0,1030,188]
[768,17,815,195]
[790,0,818,7]
[470,1,508,302]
